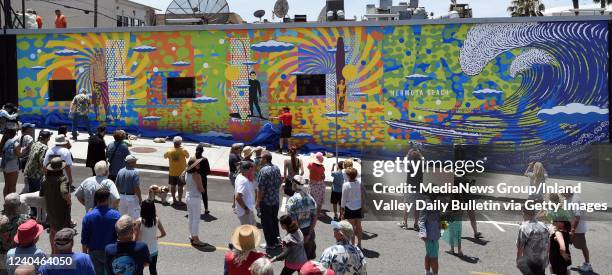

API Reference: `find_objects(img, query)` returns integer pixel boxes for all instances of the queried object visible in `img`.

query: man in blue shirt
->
[106,130,131,182]
[255,151,282,249]
[39,228,95,275]
[105,215,150,275]
[81,188,120,275]
[116,155,141,219]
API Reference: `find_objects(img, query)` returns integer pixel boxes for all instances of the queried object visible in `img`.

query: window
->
[130,17,135,26]
[123,16,128,27]
[296,74,326,97]
[167,77,196,98]
[48,80,76,101]
[117,16,122,27]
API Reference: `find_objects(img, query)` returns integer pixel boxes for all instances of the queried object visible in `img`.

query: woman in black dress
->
[550,219,572,275]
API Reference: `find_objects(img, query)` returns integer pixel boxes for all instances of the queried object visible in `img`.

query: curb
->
[72,158,229,177]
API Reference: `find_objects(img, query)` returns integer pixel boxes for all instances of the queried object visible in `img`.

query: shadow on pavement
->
[200,213,218,222]
[570,267,599,275]
[461,236,489,246]
[171,203,187,211]
[362,231,378,241]
[445,251,479,264]
[361,248,380,258]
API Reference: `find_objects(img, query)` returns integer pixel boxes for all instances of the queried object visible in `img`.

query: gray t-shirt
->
[516,220,549,273]
[116,167,140,194]
[282,230,307,267]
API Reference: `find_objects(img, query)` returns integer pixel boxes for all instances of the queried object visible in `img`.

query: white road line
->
[481,213,506,232]
[477,221,520,227]
[72,162,228,179]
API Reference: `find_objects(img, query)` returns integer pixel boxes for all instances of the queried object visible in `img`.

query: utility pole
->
[94,0,98,27]
[21,0,24,29]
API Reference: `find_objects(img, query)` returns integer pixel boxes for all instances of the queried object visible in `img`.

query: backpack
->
[179,170,187,185]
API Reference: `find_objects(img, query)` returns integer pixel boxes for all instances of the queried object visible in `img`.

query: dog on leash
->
[148,185,170,205]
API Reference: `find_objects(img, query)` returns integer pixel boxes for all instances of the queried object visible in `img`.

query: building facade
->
[10,17,611,175]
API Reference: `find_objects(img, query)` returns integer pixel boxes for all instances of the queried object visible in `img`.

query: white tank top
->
[138,217,159,254]
[186,173,202,198]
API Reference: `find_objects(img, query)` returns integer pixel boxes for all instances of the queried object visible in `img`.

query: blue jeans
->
[71,113,91,138]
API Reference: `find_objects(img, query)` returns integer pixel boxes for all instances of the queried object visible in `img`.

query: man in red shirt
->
[55,9,67,28]
[273,107,292,154]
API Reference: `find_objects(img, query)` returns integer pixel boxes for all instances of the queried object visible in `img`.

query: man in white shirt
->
[43,135,73,186]
[563,191,593,272]
[234,161,256,225]
[75,161,120,212]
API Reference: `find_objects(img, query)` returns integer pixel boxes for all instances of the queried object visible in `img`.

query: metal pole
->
[21,0,24,29]
[335,82,339,165]
[94,0,98,27]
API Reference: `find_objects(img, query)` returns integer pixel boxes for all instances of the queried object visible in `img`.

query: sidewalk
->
[34,129,360,181]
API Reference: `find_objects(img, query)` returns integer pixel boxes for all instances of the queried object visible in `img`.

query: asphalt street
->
[2,164,611,274]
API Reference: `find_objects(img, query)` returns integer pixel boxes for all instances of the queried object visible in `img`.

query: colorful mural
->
[16,21,610,169]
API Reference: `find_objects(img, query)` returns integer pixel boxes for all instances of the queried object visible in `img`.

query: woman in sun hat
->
[307,152,326,218]
[185,156,205,247]
[41,157,71,253]
[224,224,265,275]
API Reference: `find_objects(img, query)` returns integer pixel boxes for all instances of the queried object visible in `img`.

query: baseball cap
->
[331,220,354,239]
[39,129,52,138]
[125,155,138,163]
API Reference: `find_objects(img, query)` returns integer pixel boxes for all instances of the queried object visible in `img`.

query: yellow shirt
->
[164,147,189,176]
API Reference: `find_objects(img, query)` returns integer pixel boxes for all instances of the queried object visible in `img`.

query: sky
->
[138,0,603,22]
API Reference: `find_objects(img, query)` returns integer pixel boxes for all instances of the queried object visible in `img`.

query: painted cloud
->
[114,75,135,81]
[172,61,190,66]
[251,40,295,52]
[132,45,157,52]
[54,49,79,56]
[537,103,608,124]
[196,131,232,138]
[192,96,218,103]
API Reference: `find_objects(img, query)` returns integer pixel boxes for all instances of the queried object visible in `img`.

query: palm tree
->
[593,0,612,14]
[507,0,545,16]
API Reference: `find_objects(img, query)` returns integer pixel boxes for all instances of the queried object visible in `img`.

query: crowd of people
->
[0,105,367,274]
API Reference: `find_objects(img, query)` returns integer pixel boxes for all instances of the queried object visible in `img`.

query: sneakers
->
[579,262,593,272]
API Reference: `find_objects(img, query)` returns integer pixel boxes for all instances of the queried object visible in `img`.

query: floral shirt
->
[0,214,30,253]
[286,191,317,229]
[320,240,367,275]
[24,142,48,180]
[256,164,282,206]
[71,93,90,115]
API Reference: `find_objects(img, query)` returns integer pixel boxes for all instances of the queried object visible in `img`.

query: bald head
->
[15,265,35,275]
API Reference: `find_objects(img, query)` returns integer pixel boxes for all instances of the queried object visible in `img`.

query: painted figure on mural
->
[336,79,347,112]
[91,50,111,121]
[248,71,264,119]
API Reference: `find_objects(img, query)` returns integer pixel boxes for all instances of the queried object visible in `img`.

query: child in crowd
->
[271,214,308,275]
[549,218,572,275]
[134,199,166,275]
[419,194,441,275]
[330,161,344,221]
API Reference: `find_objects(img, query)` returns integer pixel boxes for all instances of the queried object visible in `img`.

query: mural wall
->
[16,21,610,173]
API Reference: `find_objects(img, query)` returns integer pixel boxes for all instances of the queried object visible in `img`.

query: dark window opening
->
[167,77,196,98]
[296,74,326,97]
[48,80,76,102]
[117,16,122,27]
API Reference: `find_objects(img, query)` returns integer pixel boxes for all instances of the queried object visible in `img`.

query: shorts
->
[168,176,183,186]
[280,125,292,138]
[330,191,342,204]
[572,233,587,249]
[425,240,439,258]
[344,207,362,220]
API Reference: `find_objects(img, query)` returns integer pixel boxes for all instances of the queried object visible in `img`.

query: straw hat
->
[242,146,254,158]
[230,225,261,252]
[186,156,203,171]
[54,135,68,146]
[46,157,66,172]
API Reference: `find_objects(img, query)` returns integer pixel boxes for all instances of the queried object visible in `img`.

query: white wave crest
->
[538,103,608,115]
[509,49,555,77]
